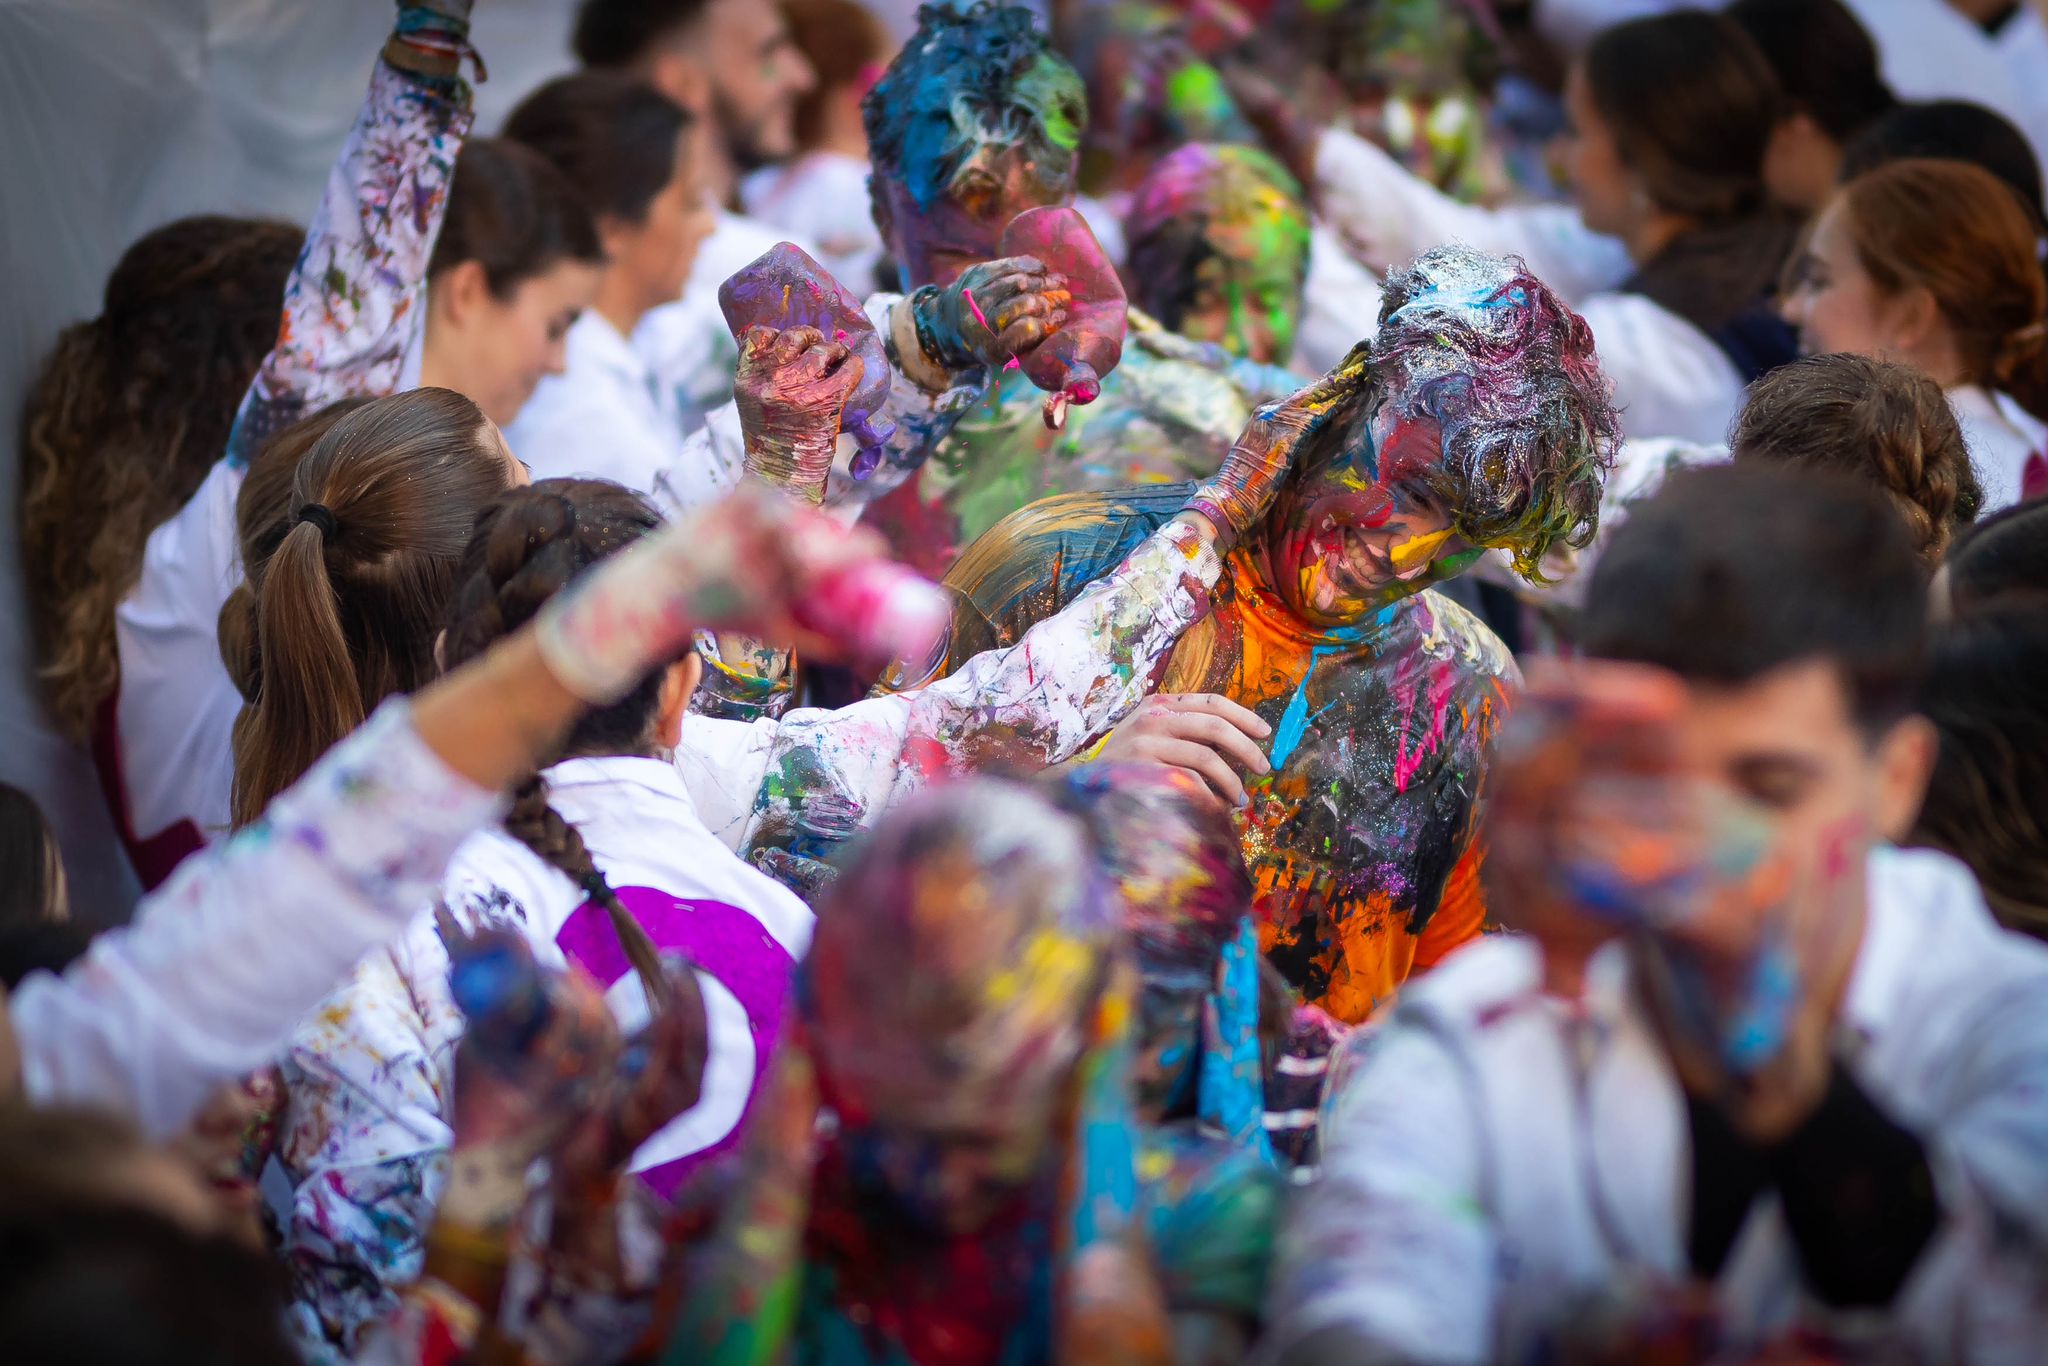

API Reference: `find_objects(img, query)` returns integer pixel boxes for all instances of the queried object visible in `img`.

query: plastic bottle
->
[999,205,1128,430]
[790,558,951,671]
[720,242,897,477]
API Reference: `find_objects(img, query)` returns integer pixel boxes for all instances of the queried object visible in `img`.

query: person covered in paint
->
[276,480,806,1358]
[1057,762,1344,1178]
[851,4,1312,578]
[664,778,1279,1366]
[915,245,1620,1025]
[1266,465,2048,1365]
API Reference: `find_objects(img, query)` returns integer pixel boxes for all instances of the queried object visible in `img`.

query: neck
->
[417,326,467,402]
[703,130,740,210]
[813,97,868,161]
[592,270,653,339]
[1904,337,1972,392]
[1626,209,1697,266]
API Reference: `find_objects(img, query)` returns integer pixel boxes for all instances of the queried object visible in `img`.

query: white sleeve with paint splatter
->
[223,56,472,468]
[676,519,1222,858]
[10,700,504,1141]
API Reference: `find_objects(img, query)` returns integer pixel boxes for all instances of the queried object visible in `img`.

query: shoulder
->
[1400,589,1519,687]
[943,485,1192,643]
[1868,847,2048,1020]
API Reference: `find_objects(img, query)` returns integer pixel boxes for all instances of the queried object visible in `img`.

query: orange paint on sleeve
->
[1413,839,1488,973]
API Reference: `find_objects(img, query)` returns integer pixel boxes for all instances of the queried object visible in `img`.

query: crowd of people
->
[6,0,2048,1361]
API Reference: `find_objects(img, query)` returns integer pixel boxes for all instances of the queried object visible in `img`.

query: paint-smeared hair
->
[1580,463,1927,733]
[1364,245,1621,581]
[861,2,1085,213]
[440,479,677,999]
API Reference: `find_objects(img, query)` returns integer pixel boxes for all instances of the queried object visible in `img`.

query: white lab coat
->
[1532,0,2046,178]
[11,700,500,1141]
[277,752,813,1340]
[1268,847,2048,1364]
[1950,384,2048,513]
[1310,126,1743,445]
[504,311,692,499]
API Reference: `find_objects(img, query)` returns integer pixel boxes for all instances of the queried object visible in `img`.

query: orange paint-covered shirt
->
[935,485,1516,1023]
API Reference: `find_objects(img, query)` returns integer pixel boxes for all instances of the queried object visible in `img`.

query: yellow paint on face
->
[1388,526,1453,572]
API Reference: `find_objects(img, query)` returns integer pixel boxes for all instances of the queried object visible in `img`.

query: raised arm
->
[222,0,478,467]
[9,487,896,1139]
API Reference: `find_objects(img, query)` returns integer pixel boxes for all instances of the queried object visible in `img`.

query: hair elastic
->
[295,503,340,538]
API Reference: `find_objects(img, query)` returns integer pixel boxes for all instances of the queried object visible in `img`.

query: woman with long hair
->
[18,216,298,755]
[225,389,520,826]
[1781,157,2048,510]
[111,1,605,884]
[1272,9,1795,445]
[277,479,810,1354]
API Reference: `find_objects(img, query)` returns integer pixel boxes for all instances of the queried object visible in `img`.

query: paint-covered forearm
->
[819,293,995,506]
[723,519,1222,870]
[223,26,474,468]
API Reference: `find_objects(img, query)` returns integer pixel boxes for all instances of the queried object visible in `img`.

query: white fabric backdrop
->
[0,0,579,923]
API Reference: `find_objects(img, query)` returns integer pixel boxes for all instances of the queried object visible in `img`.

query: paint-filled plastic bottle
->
[720,242,897,476]
[446,930,553,1060]
[1000,206,1127,429]
[791,559,951,671]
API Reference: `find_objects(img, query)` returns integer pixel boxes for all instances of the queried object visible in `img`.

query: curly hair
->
[1364,245,1621,581]
[440,479,681,998]
[18,215,300,743]
[861,3,1085,213]
[1731,353,1980,563]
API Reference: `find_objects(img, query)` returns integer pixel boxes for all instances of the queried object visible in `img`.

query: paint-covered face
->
[1171,234,1305,365]
[1257,400,1477,627]
[876,142,1072,289]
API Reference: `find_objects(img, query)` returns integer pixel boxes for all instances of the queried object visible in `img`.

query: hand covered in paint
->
[440,916,622,1230]
[535,486,946,702]
[553,959,710,1195]
[910,255,1071,371]
[1185,340,1375,547]
[1079,694,1273,808]
[734,325,866,505]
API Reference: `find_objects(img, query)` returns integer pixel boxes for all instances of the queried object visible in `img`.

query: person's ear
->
[1873,713,1940,843]
[596,214,636,265]
[433,628,448,675]
[654,654,704,750]
[649,49,711,117]
[869,183,894,248]
[1884,284,1945,357]
[435,259,493,328]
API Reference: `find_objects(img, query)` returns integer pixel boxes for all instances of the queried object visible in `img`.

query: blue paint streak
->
[1268,646,1341,769]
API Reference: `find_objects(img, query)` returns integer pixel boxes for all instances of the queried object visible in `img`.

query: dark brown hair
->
[503,72,693,226]
[1583,12,1780,224]
[427,139,605,299]
[1833,158,2048,421]
[18,215,300,743]
[0,783,67,928]
[440,480,679,995]
[1730,353,1982,562]
[1912,600,2048,936]
[229,389,512,826]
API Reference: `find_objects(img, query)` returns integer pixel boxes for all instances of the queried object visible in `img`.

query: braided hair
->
[441,479,680,999]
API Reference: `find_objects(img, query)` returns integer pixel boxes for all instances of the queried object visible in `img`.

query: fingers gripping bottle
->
[1000,206,1128,430]
[720,242,897,477]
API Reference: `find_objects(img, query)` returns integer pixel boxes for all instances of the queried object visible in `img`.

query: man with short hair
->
[1267,464,2048,1363]
[917,245,1621,1025]
[575,0,821,428]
